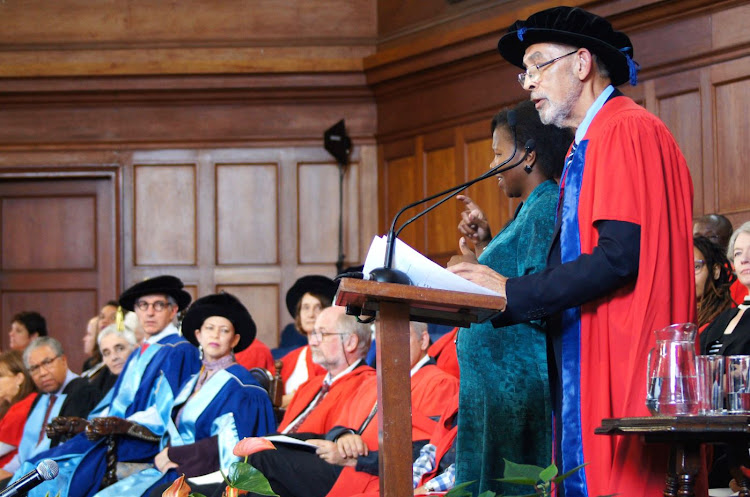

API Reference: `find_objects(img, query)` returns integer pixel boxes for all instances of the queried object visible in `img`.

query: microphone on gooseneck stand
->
[0,459,59,497]
[369,110,520,285]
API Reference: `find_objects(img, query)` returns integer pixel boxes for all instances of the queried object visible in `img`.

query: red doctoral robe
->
[325,363,459,497]
[560,95,695,497]
[278,365,376,434]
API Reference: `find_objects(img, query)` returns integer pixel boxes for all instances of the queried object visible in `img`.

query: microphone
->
[0,459,59,497]
[369,115,536,284]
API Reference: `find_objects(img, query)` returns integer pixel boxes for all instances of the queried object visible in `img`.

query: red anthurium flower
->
[233,437,276,458]
[162,474,191,497]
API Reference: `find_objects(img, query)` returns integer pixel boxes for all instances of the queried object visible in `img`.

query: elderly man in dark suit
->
[0,336,100,479]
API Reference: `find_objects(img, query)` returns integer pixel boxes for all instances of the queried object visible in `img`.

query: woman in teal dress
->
[451,100,573,496]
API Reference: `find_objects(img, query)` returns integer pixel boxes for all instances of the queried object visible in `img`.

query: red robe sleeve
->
[235,339,276,374]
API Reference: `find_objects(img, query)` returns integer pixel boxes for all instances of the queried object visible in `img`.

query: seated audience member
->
[81,301,121,373]
[319,322,459,497]
[0,351,38,468]
[427,327,459,379]
[8,311,47,352]
[277,276,337,407]
[14,275,201,497]
[347,391,460,497]
[694,236,736,331]
[97,301,119,332]
[83,317,138,396]
[170,306,375,497]
[0,337,100,480]
[234,335,276,374]
[695,214,749,304]
[700,222,750,356]
[94,293,275,497]
[82,316,100,372]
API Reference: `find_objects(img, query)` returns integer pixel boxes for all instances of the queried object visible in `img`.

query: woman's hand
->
[457,195,491,254]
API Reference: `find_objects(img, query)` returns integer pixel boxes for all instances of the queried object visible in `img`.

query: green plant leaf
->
[189,494,207,497]
[445,481,476,496]
[538,463,558,483]
[503,459,545,482]
[476,491,498,497]
[552,462,589,484]
[227,462,279,496]
[496,476,539,485]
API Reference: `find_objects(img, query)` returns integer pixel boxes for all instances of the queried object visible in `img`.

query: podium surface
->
[335,277,505,497]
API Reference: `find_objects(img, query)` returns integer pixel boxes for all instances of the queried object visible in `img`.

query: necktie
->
[287,382,331,434]
[557,143,577,219]
[140,343,150,355]
[38,394,58,445]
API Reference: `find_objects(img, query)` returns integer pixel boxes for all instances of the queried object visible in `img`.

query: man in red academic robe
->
[450,7,695,497]
[320,322,459,497]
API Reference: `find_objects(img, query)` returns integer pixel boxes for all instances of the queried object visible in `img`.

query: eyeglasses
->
[694,260,706,273]
[518,50,578,88]
[28,355,61,376]
[134,300,171,312]
[309,330,346,342]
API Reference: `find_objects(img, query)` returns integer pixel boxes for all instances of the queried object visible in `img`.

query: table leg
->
[671,442,700,497]
[664,447,678,497]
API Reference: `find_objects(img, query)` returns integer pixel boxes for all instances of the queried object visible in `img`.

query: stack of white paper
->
[362,235,501,297]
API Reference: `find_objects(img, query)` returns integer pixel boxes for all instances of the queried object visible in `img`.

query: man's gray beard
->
[538,77,581,128]
[539,96,577,128]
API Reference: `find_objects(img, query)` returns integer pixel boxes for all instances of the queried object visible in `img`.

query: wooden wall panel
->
[133,164,196,265]
[462,134,513,241]
[714,77,750,215]
[298,163,343,264]
[1,195,96,270]
[0,175,118,372]
[216,163,278,265]
[657,91,703,216]
[382,154,421,250]
[424,147,459,262]
[216,284,279,349]
[0,0,376,44]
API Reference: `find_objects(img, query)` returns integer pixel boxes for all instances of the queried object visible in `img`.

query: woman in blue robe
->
[94,292,276,497]
[450,101,573,496]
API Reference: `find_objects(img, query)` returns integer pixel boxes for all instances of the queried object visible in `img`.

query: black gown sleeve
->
[493,220,641,326]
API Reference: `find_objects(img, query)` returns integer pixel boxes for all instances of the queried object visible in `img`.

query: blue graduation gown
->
[18,329,201,497]
[93,364,276,497]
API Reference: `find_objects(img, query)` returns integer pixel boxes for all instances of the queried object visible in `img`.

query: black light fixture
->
[324,119,351,166]
[323,119,352,274]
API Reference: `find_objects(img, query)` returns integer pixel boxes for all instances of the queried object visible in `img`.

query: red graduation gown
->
[235,339,276,374]
[563,95,695,497]
[325,363,459,497]
[278,365,376,434]
[427,328,460,379]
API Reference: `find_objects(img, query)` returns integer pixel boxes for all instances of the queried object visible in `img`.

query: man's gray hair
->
[23,336,65,369]
[728,221,750,261]
[335,312,372,358]
[410,321,428,336]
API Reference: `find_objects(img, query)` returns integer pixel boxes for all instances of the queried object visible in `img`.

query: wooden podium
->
[335,277,506,497]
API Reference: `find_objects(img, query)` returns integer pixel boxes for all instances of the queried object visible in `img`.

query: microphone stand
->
[370,135,536,284]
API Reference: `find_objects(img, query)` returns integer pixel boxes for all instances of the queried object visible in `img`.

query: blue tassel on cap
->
[620,47,640,86]
[517,27,527,41]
